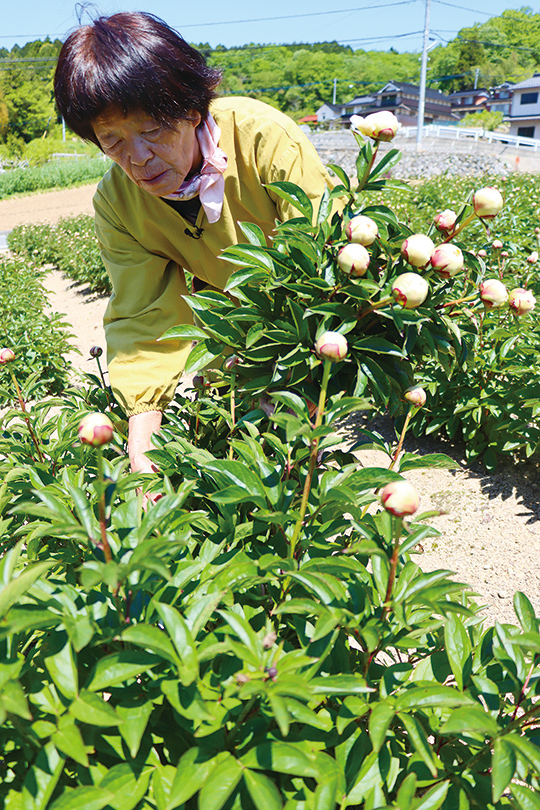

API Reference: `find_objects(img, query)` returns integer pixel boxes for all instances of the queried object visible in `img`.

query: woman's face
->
[93,107,202,197]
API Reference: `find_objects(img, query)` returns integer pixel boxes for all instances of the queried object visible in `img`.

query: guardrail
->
[400,125,540,152]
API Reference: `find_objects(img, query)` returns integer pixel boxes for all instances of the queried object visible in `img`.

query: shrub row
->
[0,157,109,199]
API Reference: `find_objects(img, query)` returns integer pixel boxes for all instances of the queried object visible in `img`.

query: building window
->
[517,126,535,138]
[521,92,538,105]
[381,94,397,107]
[499,91,510,99]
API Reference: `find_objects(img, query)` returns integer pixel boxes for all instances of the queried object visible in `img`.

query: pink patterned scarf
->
[163,114,227,224]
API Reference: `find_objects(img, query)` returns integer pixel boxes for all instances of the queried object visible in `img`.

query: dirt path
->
[4,184,540,627]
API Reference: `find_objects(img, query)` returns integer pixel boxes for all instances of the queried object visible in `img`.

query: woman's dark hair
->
[54,12,222,145]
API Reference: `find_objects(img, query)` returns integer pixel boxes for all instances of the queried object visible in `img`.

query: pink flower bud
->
[479,279,508,309]
[535,227,540,234]
[392,272,429,309]
[337,243,370,278]
[527,251,538,264]
[192,374,207,390]
[224,355,240,371]
[401,234,435,268]
[492,240,503,250]
[430,244,464,278]
[509,288,536,315]
[501,251,509,258]
[350,110,399,142]
[477,249,487,258]
[346,214,378,246]
[433,210,457,232]
[381,480,419,517]
[473,187,503,219]
[78,413,114,447]
[0,348,15,364]
[89,345,103,358]
[314,331,348,362]
[404,386,427,408]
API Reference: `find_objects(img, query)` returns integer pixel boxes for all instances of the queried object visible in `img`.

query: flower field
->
[2,113,540,808]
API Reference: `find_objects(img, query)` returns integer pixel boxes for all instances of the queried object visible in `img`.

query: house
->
[369,81,455,125]
[316,102,342,123]
[339,95,376,117]
[507,75,540,139]
[488,82,512,117]
[449,88,490,119]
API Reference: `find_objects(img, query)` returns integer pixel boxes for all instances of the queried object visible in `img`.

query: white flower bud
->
[401,234,435,268]
[350,110,400,142]
[473,187,503,219]
[430,244,464,278]
[527,251,538,264]
[492,240,503,250]
[381,480,419,517]
[479,279,508,309]
[404,386,427,408]
[78,413,114,447]
[392,272,429,309]
[314,331,348,362]
[338,243,370,278]
[433,210,457,232]
[346,215,378,246]
[0,348,15,364]
[509,288,536,315]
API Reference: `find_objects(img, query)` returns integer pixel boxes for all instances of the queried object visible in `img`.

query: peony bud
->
[192,374,206,390]
[315,331,348,362]
[350,110,399,142]
[346,214,378,246]
[433,210,457,233]
[492,240,503,250]
[509,288,536,315]
[473,187,503,219]
[535,227,540,234]
[404,386,427,408]
[477,249,487,258]
[392,272,429,309]
[224,355,241,371]
[479,279,508,309]
[501,251,509,258]
[401,234,435,268]
[78,412,114,447]
[0,348,15,364]
[527,251,538,264]
[430,243,464,278]
[337,243,370,278]
[89,345,103,358]
[381,480,419,517]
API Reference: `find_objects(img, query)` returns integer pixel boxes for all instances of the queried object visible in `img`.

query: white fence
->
[400,125,540,152]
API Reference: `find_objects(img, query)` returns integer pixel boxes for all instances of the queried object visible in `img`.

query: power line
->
[432,0,493,16]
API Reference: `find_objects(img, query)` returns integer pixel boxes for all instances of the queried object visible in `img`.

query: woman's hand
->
[128,411,163,504]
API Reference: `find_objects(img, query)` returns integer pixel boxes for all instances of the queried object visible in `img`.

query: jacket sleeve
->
[94,191,194,416]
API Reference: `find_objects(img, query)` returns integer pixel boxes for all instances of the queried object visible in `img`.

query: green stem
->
[94,356,111,405]
[96,447,113,565]
[442,211,476,243]
[357,295,394,321]
[282,359,332,595]
[357,141,380,191]
[381,518,403,622]
[8,366,45,464]
[228,372,236,460]
[389,407,413,471]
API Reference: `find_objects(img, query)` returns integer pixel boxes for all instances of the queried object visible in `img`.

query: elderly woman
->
[54,12,335,475]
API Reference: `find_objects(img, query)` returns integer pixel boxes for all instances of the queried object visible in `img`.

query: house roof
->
[449,89,489,99]
[511,75,540,90]
[379,80,448,100]
[344,95,376,105]
[317,102,342,111]
[506,113,540,121]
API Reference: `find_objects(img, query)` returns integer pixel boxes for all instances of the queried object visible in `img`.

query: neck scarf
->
[163,114,227,224]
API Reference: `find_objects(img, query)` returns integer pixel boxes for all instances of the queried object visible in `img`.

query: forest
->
[1,7,540,152]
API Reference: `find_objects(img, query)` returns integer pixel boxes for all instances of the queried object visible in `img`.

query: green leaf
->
[155,603,199,686]
[244,769,283,810]
[399,454,460,472]
[184,340,224,374]
[0,560,54,619]
[397,712,438,777]
[444,613,471,691]
[514,591,537,633]
[69,690,122,726]
[492,738,516,803]
[241,742,319,777]
[394,686,475,711]
[48,787,112,810]
[52,720,88,767]
[159,324,209,342]
[197,755,243,810]
[368,701,395,752]
[506,732,540,772]
[413,780,450,810]
[439,706,498,737]
[511,784,540,810]
[22,742,64,810]
[265,180,313,221]
[117,701,153,758]
[238,221,268,247]
[122,623,180,665]
[167,748,217,808]
[311,675,374,696]
[85,651,161,691]
[43,633,78,700]
[100,763,153,810]
[327,163,351,190]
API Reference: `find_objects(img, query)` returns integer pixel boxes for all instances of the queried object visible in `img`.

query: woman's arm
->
[128,410,163,474]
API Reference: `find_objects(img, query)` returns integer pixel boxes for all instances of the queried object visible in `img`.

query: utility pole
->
[474,67,480,89]
[333,78,337,105]
[62,116,66,142]
[416,0,431,150]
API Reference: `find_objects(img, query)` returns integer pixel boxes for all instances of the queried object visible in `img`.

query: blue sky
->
[0,1,530,53]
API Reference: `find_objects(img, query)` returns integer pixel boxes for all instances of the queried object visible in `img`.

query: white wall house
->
[508,75,540,139]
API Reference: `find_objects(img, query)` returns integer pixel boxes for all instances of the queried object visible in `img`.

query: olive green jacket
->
[94,96,334,415]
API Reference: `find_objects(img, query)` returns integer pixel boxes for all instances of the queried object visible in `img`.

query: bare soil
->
[4,184,540,627]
